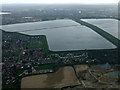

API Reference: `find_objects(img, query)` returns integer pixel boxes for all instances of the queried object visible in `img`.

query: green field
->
[35,64,56,71]
[23,44,42,49]
[2,50,21,57]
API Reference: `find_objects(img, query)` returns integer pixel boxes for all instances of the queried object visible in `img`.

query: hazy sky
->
[2,0,120,4]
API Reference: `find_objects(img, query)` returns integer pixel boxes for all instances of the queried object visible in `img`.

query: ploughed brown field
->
[21,66,80,88]
[74,65,89,73]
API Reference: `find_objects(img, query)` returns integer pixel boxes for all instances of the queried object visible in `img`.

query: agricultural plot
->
[74,65,89,80]
[21,66,80,88]
[81,19,120,39]
[74,65,89,73]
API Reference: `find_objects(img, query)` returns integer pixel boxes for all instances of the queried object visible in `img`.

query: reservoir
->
[81,19,120,39]
[1,19,116,51]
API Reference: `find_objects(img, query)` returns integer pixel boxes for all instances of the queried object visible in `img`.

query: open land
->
[74,65,120,88]
[21,65,120,89]
[21,66,80,88]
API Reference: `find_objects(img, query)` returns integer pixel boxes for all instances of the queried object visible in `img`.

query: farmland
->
[21,66,80,88]
[73,65,120,88]
[21,65,120,89]
[74,65,89,73]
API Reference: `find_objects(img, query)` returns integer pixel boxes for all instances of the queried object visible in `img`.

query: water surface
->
[81,19,120,39]
[1,19,116,51]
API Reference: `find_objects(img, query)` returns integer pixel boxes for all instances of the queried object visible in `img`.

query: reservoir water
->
[1,19,116,51]
[81,19,120,39]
